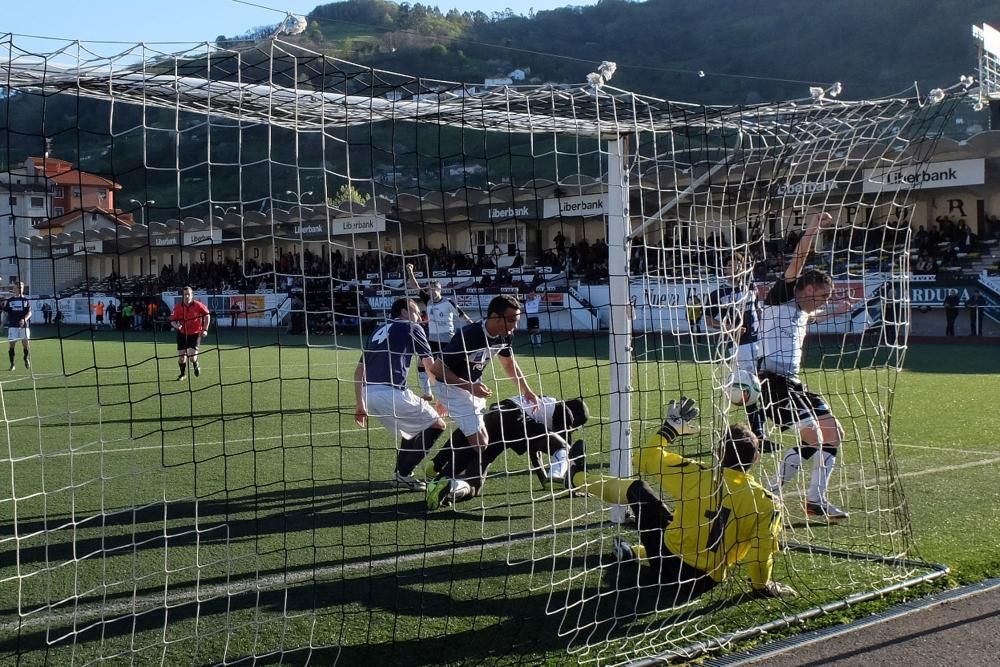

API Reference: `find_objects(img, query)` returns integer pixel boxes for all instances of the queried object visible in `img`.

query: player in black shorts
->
[758,212,852,521]
[4,282,32,371]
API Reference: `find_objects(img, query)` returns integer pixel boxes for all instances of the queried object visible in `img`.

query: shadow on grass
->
[1,480,535,597]
[0,552,753,666]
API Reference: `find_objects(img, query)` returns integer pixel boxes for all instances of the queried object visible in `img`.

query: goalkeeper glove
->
[752,581,799,599]
[657,397,700,441]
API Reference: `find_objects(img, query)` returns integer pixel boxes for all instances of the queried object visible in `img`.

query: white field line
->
[14,432,993,462]
[2,453,1000,634]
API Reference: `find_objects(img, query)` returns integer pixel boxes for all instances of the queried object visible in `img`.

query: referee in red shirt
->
[170,286,211,381]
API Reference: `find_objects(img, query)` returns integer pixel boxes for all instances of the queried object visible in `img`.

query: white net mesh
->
[0,35,965,665]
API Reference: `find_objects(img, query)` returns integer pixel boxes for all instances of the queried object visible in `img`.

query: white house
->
[0,171,52,290]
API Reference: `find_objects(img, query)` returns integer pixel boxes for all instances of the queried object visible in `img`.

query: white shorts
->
[435,381,488,436]
[364,384,439,440]
[7,327,29,342]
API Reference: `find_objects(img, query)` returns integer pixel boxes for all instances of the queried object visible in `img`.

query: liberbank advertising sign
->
[470,194,606,222]
[863,159,984,193]
[292,215,387,237]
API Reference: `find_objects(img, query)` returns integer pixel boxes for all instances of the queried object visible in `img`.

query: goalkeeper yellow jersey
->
[634,435,781,588]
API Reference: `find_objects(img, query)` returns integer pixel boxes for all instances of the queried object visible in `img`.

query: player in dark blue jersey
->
[353,298,446,491]
[704,251,769,445]
[4,282,32,371]
[433,294,538,450]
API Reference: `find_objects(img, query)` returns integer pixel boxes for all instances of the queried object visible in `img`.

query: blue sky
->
[2,0,596,44]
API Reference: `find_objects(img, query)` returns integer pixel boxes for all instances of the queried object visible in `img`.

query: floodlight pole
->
[606,135,632,525]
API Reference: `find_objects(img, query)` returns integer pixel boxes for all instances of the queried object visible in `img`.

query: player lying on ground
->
[424,395,590,510]
[354,297,447,491]
[562,397,797,605]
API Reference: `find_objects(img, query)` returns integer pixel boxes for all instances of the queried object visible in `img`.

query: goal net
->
[0,34,966,665]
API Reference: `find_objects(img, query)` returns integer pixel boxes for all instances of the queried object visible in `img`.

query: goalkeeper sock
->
[547,448,568,480]
[448,478,474,504]
[807,448,838,503]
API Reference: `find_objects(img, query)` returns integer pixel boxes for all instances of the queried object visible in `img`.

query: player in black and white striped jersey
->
[758,212,853,521]
[4,282,32,371]
[704,251,772,449]
[406,263,474,400]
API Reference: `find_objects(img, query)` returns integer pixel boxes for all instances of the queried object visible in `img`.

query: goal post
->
[606,135,633,525]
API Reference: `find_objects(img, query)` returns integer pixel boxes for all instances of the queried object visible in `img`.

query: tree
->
[329,184,371,209]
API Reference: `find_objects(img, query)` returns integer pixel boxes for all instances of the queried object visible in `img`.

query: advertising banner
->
[863,159,985,193]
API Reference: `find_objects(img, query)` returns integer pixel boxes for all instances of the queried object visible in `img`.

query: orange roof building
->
[26,157,133,232]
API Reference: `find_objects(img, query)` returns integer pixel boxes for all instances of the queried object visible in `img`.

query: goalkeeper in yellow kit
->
[561,397,797,605]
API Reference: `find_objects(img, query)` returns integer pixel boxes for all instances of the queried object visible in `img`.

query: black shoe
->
[562,439,586,489]
[805,500,849,522]
[192,363,200,377]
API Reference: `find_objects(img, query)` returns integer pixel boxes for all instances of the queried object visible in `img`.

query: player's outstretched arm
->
[420,356,438,383]
[404,263,422,292]
[785,211,832,282]
[633,398,700,475]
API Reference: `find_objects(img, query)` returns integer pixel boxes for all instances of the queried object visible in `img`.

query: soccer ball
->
[725,369,761,407]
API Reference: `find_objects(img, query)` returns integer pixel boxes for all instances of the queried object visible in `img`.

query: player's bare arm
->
[785,211,832,281]
[421,357,437,382]
[498,354,536,403]
[404,263,421,291]
[353,359,367,427]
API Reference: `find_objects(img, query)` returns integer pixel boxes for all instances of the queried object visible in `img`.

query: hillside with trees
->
[3,1,999,215]
[220,0,1000,104]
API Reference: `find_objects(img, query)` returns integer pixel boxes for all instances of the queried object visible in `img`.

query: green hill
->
[235,0,1000,103]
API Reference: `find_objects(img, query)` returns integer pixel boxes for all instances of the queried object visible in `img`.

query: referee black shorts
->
[758,370,831,430]
[176,332,202,352]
